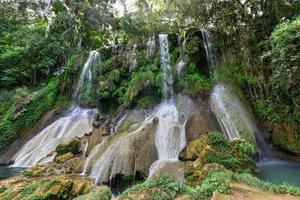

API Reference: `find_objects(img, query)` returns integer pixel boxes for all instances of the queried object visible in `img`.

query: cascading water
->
[201,29,218,70]
[73,51,100,103]
[80,34,189,185]
[12,51,100,167]
[211,84,256,142]
[175,34,187,75]
[12,107,95,167]
[159,34,173,98]
[148,34,188,178]
[44,0,53,37]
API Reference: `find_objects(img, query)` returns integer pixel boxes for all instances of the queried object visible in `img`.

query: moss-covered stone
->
[0,175,96,200]
[74,186,112,200]
[55,138,81,155]
[54,152,74,164]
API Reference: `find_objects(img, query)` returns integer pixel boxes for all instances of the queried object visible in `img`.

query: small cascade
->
[73,51,100,102]
[148,34,188,178]
[12,51,100,167]
[159,34,173,98]
[201,29,218,70]
[154,102,186,160]
[175,34,187,75]
[211,84,256,141]
[147,36,156,59]
[81,141,106,175]
[13,107,95,167]
[90,114,156,184]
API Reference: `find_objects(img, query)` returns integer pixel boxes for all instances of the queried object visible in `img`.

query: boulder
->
[185,93,221,142]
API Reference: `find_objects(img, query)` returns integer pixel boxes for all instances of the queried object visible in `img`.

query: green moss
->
[21,184,37,197]
[55,138,81,155]
[22,170,33,177]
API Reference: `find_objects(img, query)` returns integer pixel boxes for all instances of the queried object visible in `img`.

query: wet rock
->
[88,117,158,183]
[185,93,220,142]
[116,109,148,133]
[63,157,85,174]
[148,161,186,182]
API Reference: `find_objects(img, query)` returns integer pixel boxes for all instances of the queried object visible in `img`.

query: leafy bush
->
[179,63,211,94]
[193,170,232,199]
[206,132,256,173]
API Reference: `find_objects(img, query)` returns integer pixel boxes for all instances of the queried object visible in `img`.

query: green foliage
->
[213,62,257,86]
[55,139,81,155]
[262,17,300,103]
[0,78,59,150]
[204,132,256,173]
[120,175,192,200]
[193,170,232,199]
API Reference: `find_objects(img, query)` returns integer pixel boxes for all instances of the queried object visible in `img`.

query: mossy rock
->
[55,138,81,155]
[54,152,74,164]
[74,186,112,200]
[0,175,97,200]
[23,166,46,177]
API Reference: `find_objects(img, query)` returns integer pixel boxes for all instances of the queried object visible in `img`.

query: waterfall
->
[176,34,187,75]
[159,34,173,98]
[148,34,187,178]
[12,51,100,167]
[201,29,219,70]
[80,35,189,184]
[211,84,256,142]
[73,51,100,102]
[12,108,95,167]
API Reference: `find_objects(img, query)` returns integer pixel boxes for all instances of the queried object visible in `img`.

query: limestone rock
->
[54,152,74,164]
[88,117,158,183]
[185,93,220,142]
